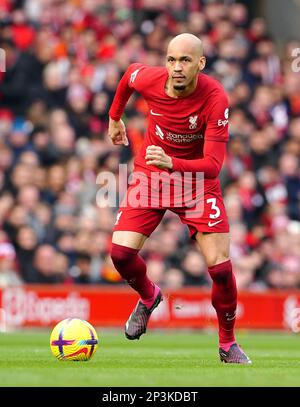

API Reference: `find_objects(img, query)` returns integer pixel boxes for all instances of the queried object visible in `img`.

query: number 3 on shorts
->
[206,198,221,219]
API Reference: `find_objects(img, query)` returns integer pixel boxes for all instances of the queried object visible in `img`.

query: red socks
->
[111,243,155,301]
[208,259,237,348]
[112,243,236,348]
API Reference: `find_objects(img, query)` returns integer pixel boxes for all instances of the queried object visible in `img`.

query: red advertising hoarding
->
[1,285,300,331]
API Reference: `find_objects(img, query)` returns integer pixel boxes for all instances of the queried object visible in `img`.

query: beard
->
[173,84,186,91]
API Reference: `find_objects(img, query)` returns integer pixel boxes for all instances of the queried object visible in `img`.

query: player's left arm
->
[145,92,229,177]
[145,140,225,177]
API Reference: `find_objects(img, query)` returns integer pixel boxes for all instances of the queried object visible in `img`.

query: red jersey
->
[109,63,229,188]
[110,64,230,233]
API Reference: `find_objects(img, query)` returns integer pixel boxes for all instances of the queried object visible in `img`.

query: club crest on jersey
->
[189,115,198,129]
[130,69,140,83]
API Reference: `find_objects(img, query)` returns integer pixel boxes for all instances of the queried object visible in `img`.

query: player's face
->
[166,48,206,93]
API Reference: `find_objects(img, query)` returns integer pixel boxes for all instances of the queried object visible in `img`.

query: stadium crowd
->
[0,0,299,291]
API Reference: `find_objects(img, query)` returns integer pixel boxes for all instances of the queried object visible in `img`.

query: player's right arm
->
[108,63,143,146]
[108,117,128,146]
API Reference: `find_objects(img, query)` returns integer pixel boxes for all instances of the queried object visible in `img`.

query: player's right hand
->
[108,118,129,146]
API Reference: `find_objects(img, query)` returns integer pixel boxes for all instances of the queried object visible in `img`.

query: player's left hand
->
[145,145,173,170]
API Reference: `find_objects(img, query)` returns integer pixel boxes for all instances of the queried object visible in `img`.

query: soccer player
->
[108,33,251,364]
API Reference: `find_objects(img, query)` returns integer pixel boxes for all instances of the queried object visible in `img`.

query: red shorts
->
[113,175,229,239]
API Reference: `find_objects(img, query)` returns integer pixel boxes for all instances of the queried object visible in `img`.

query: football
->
[50,318,98,361]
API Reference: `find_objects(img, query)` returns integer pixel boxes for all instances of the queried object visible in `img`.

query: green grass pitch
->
[0,329,300,387]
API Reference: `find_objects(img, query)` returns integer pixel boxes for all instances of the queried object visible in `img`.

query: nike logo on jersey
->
[150,109,163,116]
[208,219,223,227]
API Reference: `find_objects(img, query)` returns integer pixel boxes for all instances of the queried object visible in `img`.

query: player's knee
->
[205,253,229,269]
[110,243,137,269]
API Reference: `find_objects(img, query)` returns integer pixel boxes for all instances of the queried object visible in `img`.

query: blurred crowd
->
[0,0,299,291]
